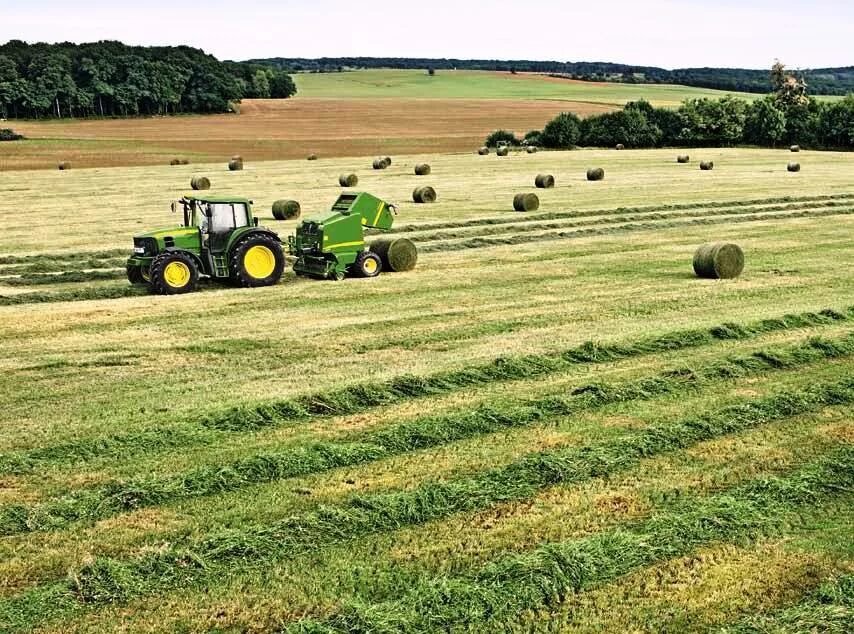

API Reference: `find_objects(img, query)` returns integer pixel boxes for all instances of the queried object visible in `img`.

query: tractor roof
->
[183,194,253,205]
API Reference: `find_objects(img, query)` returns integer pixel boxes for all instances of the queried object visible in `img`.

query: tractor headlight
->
[133,246,146,255]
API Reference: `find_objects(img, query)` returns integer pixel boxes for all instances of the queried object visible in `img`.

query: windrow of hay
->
[339,173,359,187]
[677,155,690,163]
[414,163,431,176]
[700,160,715,170]
[190,176,211,190]
[272,200,301,220]
[534,174,555,189]
[693,242,745,279]
[513,193,539,212]
[587,167,605,181]
[412,186,437,203]
[369,238,418,272]
[3,334,849,535]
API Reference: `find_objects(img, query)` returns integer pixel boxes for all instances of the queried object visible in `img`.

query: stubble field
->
[0,145,852,632]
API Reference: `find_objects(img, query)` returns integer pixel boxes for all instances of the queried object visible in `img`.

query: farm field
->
[2,70,772,172]
[0,146,852,632]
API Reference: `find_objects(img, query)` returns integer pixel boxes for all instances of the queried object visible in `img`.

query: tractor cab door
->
[205,202,250,254]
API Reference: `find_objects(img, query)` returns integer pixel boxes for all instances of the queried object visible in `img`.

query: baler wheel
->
[353,251,383,278]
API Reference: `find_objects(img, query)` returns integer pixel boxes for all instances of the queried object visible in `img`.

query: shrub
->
[523,130,542,146]
[540,112,581,149]
[485,129,519,147]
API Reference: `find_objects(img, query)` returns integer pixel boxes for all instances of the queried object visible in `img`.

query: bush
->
[0,128,23,141]
[580,107,662,148]
[523,130,542,146]
[485,129,520,147]
[540,112,581,148]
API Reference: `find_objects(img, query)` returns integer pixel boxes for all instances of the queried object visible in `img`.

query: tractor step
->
[213,255,229,278]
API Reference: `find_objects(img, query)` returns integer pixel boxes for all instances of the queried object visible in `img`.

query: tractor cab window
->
[208,203,249,234]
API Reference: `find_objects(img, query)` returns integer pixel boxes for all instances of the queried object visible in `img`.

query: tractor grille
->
[133,237,157,256]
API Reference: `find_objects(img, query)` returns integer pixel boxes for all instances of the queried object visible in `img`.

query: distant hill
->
[248,57,854,96]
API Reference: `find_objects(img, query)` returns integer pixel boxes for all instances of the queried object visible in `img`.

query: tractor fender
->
[161,247,205,272]
[230,228,282,248]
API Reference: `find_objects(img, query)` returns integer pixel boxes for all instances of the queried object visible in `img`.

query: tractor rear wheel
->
[149,252,199,295]
[353,251,383,278]
[230,234,285,287]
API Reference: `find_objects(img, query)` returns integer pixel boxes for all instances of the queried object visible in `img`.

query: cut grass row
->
[1,305,847,475]
[2,332,850,535]
[0,269,125,287]
[419,206,854,252]
[383,193,854,236]
[0,376,849,631]
[285,447,854,633]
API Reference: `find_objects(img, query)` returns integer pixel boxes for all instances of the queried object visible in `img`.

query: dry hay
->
[513,193,540,212]
[57,162,70,170]
[534,174,555,189]
[497,147,510,157]
[615,143,625,150]
[787,162,801,172]
[677,155,690,164]
[191,175,211,190]
[412,186,437,203]
[339,173,359,187]
[272,200,301,220]
[699,161,715,171]
[586,167,605,181]
[693,242,745,279]
[368,238,418,272]
[478,147,490,155]
[790,145,800,152]
[414,163,431,176]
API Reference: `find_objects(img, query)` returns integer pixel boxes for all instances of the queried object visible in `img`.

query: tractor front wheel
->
[126,264,145,285]
[230,234,285,288]
[352,251,382,278]
[149,252,199,295]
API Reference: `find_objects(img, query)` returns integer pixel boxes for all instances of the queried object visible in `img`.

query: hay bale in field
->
[790,145,800,152]
[513,193,539,212]
[787,162,801,172]
[170,158,181,166]
[534,174,555,188]
[228,158,243,171]
[369,238,418,272]
[677,155,690,163]
[414,163,431,176]
[693,242,744,279]
[191,175,211,190]
[373,158,389,170]
[699,161,714,171]
[384,156,392,166]
[57,162,70,170]
[497,146,510,157]
[478,147,490,155]
[272,200,301,220]
[615,143,625,150]
[307,154,318,161]
[586,167,605,181]
[412,186,437,203]
[180,159,190,165]
[339,173,359,187]
[526,146,538,154]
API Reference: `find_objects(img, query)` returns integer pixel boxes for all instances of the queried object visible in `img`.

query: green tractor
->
[126,195,285,294]
[289,191,397,280]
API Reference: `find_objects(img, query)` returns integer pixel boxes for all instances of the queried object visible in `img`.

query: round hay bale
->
[190,176,211,190]
[513,193,540,212]
[699,161,714,171]
[790,145,800,152]
[615,143,625,150]
[414,163,431,176]
[228,159,243,171]
[534,174,555,189]
[526,146,538,154]
[307,154,318,161]
[170,158,181,166]
[478,147,490,155]
[693,242,744,279]
[339,173,359,187]
[586,167,605,181]
[412,186,437,203]
[272,200,301,220]
[677,155,690,164]
[373,158,388,170]
[57,162,70,171]
[369,238,418,272]
[497,146,510,157]
[787,162,801,172]
[383,156,392,166]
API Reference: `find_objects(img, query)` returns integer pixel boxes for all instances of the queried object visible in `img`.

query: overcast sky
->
[3,0,852,69]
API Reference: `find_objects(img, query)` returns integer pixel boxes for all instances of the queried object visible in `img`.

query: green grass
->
[292,69,761,105]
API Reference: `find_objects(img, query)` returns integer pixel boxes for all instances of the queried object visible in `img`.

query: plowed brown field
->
[3,98,615,171]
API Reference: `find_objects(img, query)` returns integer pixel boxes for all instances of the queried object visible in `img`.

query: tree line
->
[0,40,297,119]
[251,56,854,96]
[487,63,854,151]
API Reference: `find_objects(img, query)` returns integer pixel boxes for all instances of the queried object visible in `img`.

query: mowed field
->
[0,146,853,632]
[2,70,762,171]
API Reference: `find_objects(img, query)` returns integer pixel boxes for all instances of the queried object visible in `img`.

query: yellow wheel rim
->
[363,258,378,274]
[244,245,276,279]
[163,261,191,288]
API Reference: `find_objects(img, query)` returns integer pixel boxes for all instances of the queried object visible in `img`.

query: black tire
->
[149,251,199,295]
[126,264,144,285]
[230,233,285,288]
[352,251,382,278]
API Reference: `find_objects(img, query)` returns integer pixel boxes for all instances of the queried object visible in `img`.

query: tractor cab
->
[126,195,285,295]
